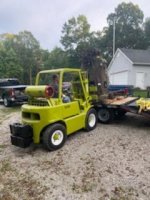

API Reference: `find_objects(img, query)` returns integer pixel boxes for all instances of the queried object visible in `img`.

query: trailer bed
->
[94,96,150,123]
[105,96,138,106]
[121,98,150,119]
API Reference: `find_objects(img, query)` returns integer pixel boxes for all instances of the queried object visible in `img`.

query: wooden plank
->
[105,97,138,106]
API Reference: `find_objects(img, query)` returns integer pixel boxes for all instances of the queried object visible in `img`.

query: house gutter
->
[133,63,150,66]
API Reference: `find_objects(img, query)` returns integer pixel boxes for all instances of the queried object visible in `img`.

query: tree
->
[101,2,146,63]
[60,15,91,67]
[107,2,144,28]
[14,31,41,84]
[60,15,109,93]
[61,15,91,51]
[61,15,103,68]
[0,31,44,84]
[47,47,68,69]
[0,34,22,79]
[0,47,22,79]
[5,48,22,78]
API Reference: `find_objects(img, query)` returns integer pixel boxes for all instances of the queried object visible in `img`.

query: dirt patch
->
[0,109,150,200]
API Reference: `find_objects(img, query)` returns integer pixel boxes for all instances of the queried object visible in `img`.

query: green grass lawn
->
[133,89,149,98]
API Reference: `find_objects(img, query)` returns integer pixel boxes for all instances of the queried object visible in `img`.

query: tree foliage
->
[60,15,102,68]
[47,47,68,68]
[61,15,91,51]
[0,31,43,84]
[0,35,22,79]
[101,2,147,62]
[107,2,144,28]
[14,31,41,84]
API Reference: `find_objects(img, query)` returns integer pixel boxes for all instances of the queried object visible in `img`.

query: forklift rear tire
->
[85,108,97,131]
[42,123,67,151]
[98,108,114,124]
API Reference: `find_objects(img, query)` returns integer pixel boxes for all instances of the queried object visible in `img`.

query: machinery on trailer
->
[10,68,150,151]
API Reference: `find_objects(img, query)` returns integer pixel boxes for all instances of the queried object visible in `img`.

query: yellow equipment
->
[136,98,150,113]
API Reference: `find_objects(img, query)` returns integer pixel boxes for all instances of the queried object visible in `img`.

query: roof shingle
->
[120,48,150,65]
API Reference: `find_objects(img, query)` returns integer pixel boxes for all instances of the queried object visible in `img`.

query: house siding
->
[133,65,150,89]
[108,50,132,85]
[108,49,150,89]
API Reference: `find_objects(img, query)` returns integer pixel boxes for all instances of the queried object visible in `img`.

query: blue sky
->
[0,0,149,50]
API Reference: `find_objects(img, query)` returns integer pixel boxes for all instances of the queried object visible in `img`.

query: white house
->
[108,48,150,89]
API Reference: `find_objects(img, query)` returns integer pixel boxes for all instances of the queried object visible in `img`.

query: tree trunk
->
[88,56,109,97]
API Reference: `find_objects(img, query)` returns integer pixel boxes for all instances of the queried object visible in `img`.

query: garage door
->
[135,72,145,89]
[110,71,128,85]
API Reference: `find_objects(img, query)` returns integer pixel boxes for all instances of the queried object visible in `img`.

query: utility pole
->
[113,17,116,57]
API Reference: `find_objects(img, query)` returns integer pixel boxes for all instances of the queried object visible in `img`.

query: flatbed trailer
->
[121,98,150,119]
[94,96,150,123]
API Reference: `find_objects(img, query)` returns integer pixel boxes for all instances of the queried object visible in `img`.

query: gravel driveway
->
[0,107,150,200]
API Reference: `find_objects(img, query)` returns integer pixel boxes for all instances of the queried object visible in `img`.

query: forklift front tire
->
[85,108,97,131]
[42,123,67,151]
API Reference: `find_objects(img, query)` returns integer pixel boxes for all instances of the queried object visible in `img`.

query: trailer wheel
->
[98,108,114,124]
[42,123,67,151]
[85,108,97,131]
[3,97,11,107]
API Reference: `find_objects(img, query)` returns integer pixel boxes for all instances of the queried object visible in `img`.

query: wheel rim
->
[88,113,96,127]
[98,109,109,121]
[51,130,64,146]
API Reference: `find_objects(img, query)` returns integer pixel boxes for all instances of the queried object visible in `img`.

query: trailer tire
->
[85,108,97,131]
[42,123,67,151]
[98,108,114,124]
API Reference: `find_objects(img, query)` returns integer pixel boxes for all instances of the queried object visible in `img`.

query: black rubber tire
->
[97,108,114,124]
[85,108,97,131]
[3,97,11,107]
[42,123,67,151]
